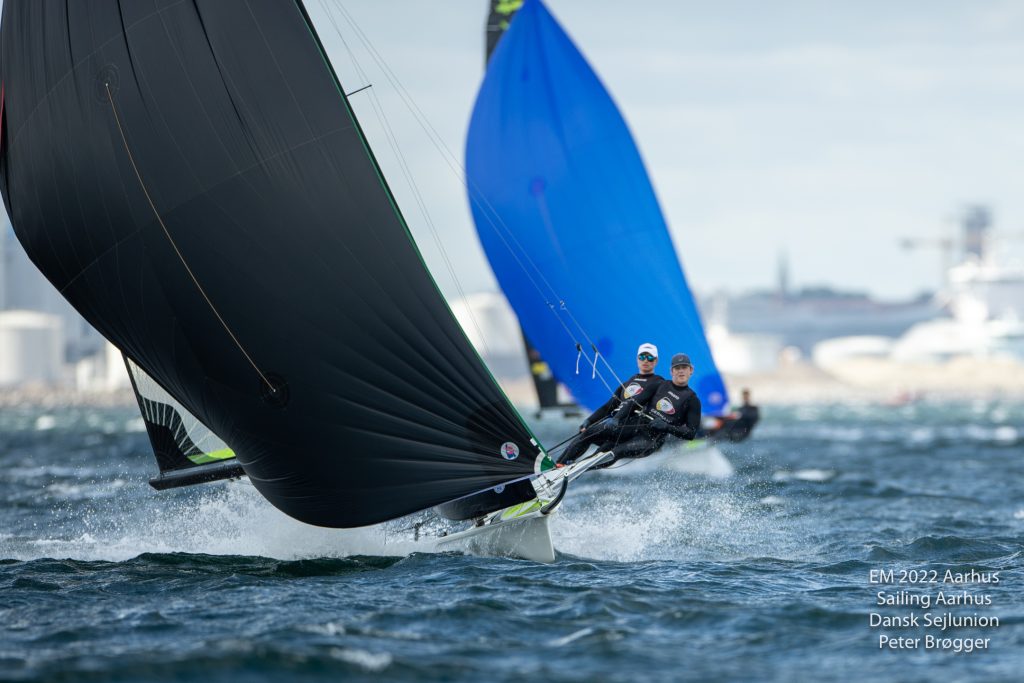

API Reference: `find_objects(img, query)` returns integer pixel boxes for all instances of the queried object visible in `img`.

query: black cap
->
[671,353,692,368]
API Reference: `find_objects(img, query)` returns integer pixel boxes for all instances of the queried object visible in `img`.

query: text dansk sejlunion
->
[870,612,998,631]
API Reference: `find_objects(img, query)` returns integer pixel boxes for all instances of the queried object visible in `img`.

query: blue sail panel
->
[466,0,728,414]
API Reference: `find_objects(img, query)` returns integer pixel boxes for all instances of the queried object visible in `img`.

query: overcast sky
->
[307,0,1024,302]
[4,1,1021,302]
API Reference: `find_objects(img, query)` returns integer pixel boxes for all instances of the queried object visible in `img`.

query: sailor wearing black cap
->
[585,352,702,466]
[644,353,703,442]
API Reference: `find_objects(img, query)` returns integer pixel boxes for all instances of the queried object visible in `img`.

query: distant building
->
[449,292,529,379]
[0,310,63,387]
[720,286,939,355]
[891,212,1024,363]
[811,205,1024,365]
[2,219,104,366]
[705,323,782,374]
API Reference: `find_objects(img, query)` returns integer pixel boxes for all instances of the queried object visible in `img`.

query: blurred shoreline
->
[500,358,1024,407]
[0,387,136,409]
[3,358,1024,409]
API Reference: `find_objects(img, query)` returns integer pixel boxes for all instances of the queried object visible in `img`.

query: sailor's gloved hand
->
[611,400,636,424]
[648,417,670,433]
[578,420,591,433]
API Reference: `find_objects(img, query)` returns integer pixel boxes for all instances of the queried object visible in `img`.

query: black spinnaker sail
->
[0,0,550,528]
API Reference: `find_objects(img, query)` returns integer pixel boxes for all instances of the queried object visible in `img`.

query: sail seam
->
[295,0,548,455]
[104,83,275,392]
[315,0,495,361]
[6,0,191,149]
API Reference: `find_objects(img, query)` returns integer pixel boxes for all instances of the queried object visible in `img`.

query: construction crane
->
[898,235,955,287]
[899,205,996,287]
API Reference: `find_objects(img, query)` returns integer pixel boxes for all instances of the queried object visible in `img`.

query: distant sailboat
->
[468,0,729,415]
[0,0,560,536]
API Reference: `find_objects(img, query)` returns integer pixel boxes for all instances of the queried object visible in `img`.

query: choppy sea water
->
[2,399,1023,682]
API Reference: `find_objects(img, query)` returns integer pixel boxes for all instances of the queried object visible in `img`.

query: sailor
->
[595,352,703,465]
[562,352,703,466]
[706,388,759,442]
[556,342,664,464]
[643,353,703,443]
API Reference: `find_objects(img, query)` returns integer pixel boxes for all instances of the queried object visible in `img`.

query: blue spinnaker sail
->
[466,0,728,414]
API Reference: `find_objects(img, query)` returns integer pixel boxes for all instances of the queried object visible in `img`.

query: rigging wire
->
[325,0,592,346]
[319,1,625,395]
[315,0,496,361]
[104,83,276,393]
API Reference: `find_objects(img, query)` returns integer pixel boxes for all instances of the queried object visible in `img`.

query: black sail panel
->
[0,0,546,527]
[123,354,246,490]
[486,0,525,61]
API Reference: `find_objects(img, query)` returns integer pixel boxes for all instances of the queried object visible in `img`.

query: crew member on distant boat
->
[556,343,664,463]
[705,388,759,443]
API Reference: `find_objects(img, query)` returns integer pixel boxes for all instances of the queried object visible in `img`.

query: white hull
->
[435,510,555,563]
[433,449,612,563]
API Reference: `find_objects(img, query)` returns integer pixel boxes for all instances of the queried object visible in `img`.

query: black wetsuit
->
[585,373,664,427]
[709,403,760,442]
[597,381,702,464]
[557,373,664,464]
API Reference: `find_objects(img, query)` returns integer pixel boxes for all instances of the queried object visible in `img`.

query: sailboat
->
[467,0,730,417]
[0,0,601,562]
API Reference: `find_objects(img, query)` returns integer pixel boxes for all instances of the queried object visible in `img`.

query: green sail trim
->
[187,448,237,465]
[499,498,544,520]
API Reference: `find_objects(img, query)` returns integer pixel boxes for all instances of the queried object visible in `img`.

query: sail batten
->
[123,353,245,491]
[2,0,544,527]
